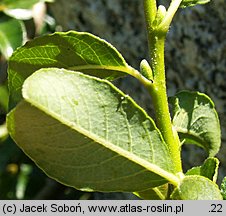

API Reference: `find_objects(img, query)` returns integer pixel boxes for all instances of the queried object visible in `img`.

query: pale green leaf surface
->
[8,31,133,109]
[171,175,222,200]
[169,91,221,157]
[0,15,24,59]
[7,68,176,192]
[186,157,219,182]
[180,0,210,8]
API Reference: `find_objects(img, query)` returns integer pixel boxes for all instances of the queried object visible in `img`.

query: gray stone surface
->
[49,0,226,191]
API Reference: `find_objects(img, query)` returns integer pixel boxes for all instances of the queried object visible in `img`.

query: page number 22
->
[209,204,223,213]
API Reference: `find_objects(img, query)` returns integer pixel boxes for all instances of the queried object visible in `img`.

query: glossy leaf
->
[180,0,210,8]
[8,31,134,109]
[7,68,177,192]
[220,177,226,200]
[0,14,25,59]
[169,91,221,157]
[171,175,223,200]
[186,157,219,182]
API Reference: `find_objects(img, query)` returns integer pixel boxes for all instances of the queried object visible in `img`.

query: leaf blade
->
[8,31,133,109]
[169,91,221,157]
[171,175,222,200]
[7,68,177,192]
[186,157,219,182]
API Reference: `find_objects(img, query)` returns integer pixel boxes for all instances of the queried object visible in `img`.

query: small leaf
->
[171,175,223,200]
[186,157,219,182]
[134,184,169,200]
[7,68,177,192]
[140,59,153,81]
[169,91,221,157]
[0,14,25,59]
[8,31,133,109]
[180,0,210,8]
[220,177,226,200]
[153,5,166,27]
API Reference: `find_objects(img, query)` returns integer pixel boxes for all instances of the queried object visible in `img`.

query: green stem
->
[149,36,182,173]
[143,0,157,28]
[143,0,182,173]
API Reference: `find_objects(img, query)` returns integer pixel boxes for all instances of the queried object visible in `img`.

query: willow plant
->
[5,0,226,199]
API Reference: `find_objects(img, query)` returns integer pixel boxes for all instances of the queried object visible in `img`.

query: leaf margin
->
[7,67,179,192]
[169,90,221,157]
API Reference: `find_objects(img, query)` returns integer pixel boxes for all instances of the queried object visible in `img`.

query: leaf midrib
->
[22,96,179,186]
[69,65,150,86]
[175,125,213,145]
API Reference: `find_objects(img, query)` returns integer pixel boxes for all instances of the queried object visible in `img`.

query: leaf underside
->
[171,175,222,200]
[8,31,131,110]
[169,91,221,157]
[7,68,175,192]
[186,157,219,182]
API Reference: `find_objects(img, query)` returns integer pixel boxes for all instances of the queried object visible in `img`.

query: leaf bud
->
[153,5,166,27]
[140,59,153,81]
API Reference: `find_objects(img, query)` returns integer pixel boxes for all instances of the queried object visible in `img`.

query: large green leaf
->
[186,157,219,182]
[0,14,25,59]
[171,175,222,200]
[8,31,135,109]
[169,91,221,157]
[180,0,210,8]
[7,68,177,192]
